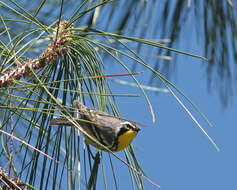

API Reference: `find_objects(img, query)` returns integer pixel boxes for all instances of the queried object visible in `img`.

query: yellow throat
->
[117,130,137,151]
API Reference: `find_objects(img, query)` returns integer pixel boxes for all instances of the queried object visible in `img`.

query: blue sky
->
[101,23,237,188]
[106,53,237,189]
[92,1,237,188]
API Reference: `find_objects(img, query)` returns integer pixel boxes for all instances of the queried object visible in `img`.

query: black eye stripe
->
[121,122,140,132]
[126,124,134,130]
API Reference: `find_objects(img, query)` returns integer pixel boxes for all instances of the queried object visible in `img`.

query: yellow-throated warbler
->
[50,101,140,152]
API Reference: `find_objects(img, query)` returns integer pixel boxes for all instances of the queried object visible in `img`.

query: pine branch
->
[0,21,73,88]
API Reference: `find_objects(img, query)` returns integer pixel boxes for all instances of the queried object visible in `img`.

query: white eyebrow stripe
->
[121,121,137,128]
[121,121,132,125]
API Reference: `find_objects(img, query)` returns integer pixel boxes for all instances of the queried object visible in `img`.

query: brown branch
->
[0,21,73,88]
[0,167,26,189]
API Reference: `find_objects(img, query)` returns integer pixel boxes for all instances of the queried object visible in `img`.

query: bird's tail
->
[50,101,87,126]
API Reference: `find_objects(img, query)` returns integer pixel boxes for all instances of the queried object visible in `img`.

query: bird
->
[49,100,140,152]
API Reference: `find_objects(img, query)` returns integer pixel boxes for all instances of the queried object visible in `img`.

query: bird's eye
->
[122,122,140,132]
